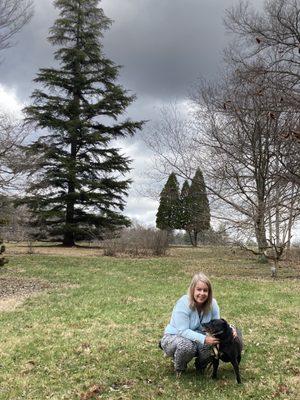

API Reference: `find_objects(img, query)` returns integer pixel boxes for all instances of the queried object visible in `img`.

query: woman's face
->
[193,280,209,306]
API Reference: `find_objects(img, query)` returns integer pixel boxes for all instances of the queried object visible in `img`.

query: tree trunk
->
[63,230,75,247]
[62,24,81,248]
[286,183,296,251]
[187,230,195,246]
[275,177,280,246]
[268,210,273,242]
[193,229,198,247]
[63,47,81,248]
[63,131,77,247]
[63,188,75,247]
[166,229,174,244]
[255,210,268,262]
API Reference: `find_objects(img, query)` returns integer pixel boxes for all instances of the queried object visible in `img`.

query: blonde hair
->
[188,272,213,314]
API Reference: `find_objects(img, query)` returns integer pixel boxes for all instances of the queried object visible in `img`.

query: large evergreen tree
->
[156,172,180,231]
[24,0,143,246]
[185,168,210,246]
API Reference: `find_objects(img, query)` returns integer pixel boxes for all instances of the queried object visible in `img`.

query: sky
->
[0,0,264,227]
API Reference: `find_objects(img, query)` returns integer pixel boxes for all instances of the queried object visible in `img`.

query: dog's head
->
[202,318,231,340]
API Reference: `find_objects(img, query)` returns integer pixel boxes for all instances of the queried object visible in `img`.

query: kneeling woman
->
[160,272,220,375]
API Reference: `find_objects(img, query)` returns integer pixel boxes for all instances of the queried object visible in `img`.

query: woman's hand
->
[205,335,219,345]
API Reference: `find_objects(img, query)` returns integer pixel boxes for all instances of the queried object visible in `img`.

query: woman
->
[160,272,220,375]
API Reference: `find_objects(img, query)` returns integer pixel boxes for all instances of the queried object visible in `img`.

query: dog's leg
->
[231,359,242,384]
[211,358,219,380]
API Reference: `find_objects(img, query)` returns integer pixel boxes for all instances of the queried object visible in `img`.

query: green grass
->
[0,246,299,399]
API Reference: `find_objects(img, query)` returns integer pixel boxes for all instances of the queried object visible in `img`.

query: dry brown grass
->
[5,242,103,257]
[4,242,300,280]
[0,292,42,312]
[168,246,300,280]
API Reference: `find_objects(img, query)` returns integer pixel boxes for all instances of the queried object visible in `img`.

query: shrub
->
[285,246,300,262]
[146,229,169,256]
[0,237,8,267]
[102,238,123,256]
[102,226,169,257]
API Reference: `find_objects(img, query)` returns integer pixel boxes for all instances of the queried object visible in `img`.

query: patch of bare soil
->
[0,276,56,312]
[6,244,103,257]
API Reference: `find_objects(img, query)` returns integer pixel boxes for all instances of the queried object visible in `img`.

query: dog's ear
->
[221,318,228,325]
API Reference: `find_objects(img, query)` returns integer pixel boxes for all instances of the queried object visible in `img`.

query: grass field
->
[0,245,299,399]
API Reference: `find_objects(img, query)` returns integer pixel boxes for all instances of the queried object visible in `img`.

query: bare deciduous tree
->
[0,0,33,53]
[142,73,300,257]
[191,66,300,258]
[225,0,300,97]
[0,111,30,193]
[141,1,300,259]
[142,103,199,185]
[225,0,300,184]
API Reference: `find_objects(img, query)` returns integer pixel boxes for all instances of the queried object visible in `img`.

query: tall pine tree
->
[185,168,210,246]
[156,172,180,232]
[24,0,143,246]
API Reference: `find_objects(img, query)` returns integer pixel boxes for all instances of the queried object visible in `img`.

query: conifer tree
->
[156,172,180,231]
[24,0,143,246]
[186,168,210,246]
[179,179,190,227]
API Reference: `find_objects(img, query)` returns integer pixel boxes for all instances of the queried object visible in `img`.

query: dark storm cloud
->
[0,0,264,224]
[0,0,263,108]
[103,0,238,100]
[0,1,58,102]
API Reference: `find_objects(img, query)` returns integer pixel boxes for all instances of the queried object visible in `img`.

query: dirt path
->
[0,276,56,312]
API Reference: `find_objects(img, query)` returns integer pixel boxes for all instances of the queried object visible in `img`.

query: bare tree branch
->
[0,0,34,53]
[0,111,31,193]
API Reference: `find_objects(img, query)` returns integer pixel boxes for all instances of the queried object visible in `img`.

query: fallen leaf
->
[272,383,290,398]
[157,387,165,396]
[21,360,36,374]
[80,384,105,400]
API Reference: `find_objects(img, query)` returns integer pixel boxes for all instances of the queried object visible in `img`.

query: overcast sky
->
[0,0,264,226]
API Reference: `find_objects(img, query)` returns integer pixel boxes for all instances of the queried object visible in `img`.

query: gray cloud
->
[0,0,264,224]
[0,0,263,106]
[103,0,235,99]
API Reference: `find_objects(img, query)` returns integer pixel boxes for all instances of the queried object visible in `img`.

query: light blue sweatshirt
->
[164,294,220,344]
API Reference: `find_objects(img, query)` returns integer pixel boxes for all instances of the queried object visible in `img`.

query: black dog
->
[202,318,243,384]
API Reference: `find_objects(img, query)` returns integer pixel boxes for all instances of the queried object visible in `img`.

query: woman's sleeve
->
[172,299,206,344]
[211,299,220,319]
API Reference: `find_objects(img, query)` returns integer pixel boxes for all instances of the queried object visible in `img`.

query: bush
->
[102,238,123,256]
[0,237,8,267]
[102,226,169,257]
[285,246,300,262]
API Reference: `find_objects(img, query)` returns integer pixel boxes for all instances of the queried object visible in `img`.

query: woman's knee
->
[176,337,197,357]
[160,334,177,357]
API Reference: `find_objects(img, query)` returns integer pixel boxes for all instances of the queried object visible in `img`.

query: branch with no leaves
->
[0,111,31,192]
[0,0,34,52]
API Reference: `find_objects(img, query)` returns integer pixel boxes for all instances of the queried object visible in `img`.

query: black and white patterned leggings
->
[160,334,212,372]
